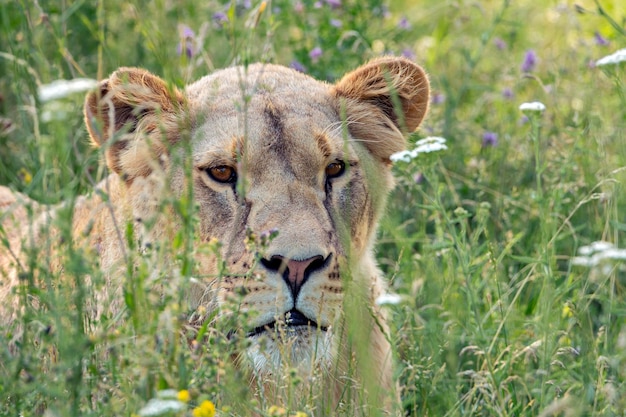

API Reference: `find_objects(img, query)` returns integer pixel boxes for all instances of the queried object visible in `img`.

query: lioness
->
[0,57,429,413]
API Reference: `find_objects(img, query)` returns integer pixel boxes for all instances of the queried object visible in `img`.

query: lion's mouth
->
[246,309,327,338]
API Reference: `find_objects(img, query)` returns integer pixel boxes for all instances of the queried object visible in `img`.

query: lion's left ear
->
[332,57,430,161]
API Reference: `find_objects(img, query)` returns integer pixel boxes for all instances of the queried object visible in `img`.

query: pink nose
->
[262,254,327,298]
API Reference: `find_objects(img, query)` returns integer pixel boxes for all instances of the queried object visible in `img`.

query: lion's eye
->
[207,165,237,184]
[325,160,345,179]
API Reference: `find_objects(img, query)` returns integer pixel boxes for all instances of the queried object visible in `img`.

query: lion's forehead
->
[186,63,332,102]
[186,64,356,180]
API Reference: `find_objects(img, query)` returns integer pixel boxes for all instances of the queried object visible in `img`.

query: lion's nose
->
[261,254,328,299]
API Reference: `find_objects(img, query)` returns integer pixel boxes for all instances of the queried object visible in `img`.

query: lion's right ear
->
[84,67,186,181]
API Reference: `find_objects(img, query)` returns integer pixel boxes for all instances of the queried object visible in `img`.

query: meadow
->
[1,0,625,416]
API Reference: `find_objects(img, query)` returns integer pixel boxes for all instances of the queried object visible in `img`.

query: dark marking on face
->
[239,199,252,232]
[263,98,295,176]
[323,185,339,244]
[264,100,284,145]
[330,262,341,280]
[224,199,253,262]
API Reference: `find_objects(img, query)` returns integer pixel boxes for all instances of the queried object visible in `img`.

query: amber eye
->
[325,160,345,179]
[207,165,237,184]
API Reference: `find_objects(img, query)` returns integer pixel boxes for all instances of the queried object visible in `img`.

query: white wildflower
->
[389,150,413,163]
[155,389,179,400]
[415,136,447,146]
[578,241,614,256]
[600,248,626,261]
[390,136,448,163]
[375,293,402,306]
[137,399,185,416]
[571,256,598,267]
[38,78,98,102]
[519,101,546,113]
[595,48,626,67]
[571,240,626,269]
[415,136,448,153]
[414,141,447,154]
[136,390,188,416]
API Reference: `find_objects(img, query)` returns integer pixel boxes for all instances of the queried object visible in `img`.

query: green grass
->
[1,0,626,415]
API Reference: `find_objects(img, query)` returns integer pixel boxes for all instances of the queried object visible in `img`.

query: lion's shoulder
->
[0,187,38,314]
[0,186,38,241]
[0,185,22,208]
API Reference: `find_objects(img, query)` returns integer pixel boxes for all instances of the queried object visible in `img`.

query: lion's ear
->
[84,67,186,181]
[333,57,430,161]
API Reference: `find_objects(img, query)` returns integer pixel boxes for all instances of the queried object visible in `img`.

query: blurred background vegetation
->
[1,0,625,415]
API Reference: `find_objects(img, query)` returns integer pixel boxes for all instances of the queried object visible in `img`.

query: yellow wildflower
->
[193,400,216,417]
[562,304,573,318]
[177,389,191,403]
[268,405,286,416]
[18,168,32,185]
[292,412,308,417]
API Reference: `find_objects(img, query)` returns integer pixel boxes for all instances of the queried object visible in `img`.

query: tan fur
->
[0,186,37,315]
[0,57,429,414]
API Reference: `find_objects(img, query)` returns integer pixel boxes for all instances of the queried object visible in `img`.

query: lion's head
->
[83,58,429,387]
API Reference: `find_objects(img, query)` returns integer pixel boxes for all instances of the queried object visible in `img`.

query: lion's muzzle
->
[246,309,328,338]
[260,253,332,300]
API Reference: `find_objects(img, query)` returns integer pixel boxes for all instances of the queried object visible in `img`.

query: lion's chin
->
[244,327,334,376]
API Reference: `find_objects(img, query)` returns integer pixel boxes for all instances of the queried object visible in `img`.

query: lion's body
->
[0,186,34,312]
[0,58,429,414]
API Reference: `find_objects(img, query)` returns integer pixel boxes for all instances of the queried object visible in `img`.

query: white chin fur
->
[245,327,334,376]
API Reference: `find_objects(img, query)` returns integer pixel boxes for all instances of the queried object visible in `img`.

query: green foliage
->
[1,0,626,416]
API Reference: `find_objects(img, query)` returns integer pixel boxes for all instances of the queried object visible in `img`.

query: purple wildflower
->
[294,1,304,13]
[260,228,279,244]
[309,46,323,63]
[502,87,514,100]
[325,0,341,8]
[521,49,537,72]
[180,25,194,39]
[493,37,507,50]
[177,25,195,58]
[330,18,342,28]
[413,173,424,184]
[401,48,416,61]
[594,31,610,46]
[398,16,411,30]
[213,11,228,26]
[313,1,322,8]
[431,93,445,105]
[177,44,193,59]
[519,115,529,125]
[482,131,498,147]
[290,60,307,73]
